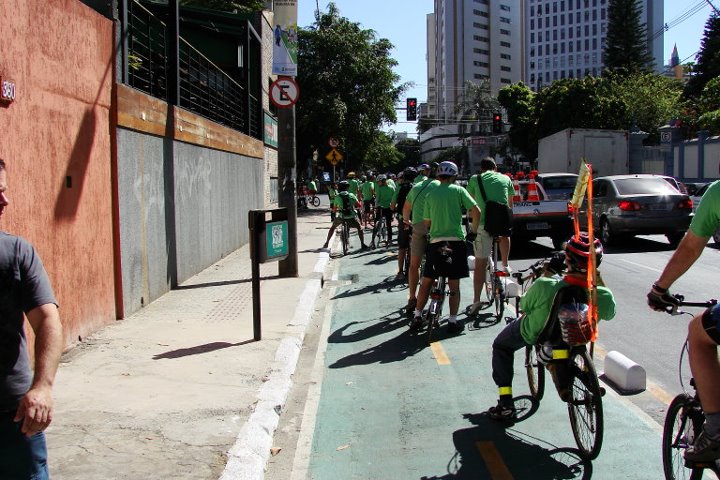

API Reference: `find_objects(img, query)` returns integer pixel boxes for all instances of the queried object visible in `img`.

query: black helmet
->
[565,233,603,272]
[338,180,350,191]
[404,167,417,178]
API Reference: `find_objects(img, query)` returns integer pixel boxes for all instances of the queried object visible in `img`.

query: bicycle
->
[423,243,453,345]
[371,207,389,248]
[660,294,719,480]
[340,219,350,256]
[524,287,605,460]
[483,235,507,322]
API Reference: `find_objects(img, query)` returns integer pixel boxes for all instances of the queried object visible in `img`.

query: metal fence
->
[125,0,260,139]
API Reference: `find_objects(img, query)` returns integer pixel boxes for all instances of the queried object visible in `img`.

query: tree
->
[364,133,404,170]
[498,82,538,161]
[296,3,408,174]
[179,0,264,12]
[603,0,654,74]
[395,138,421,169]
[684,14,720,99]
[454,80,499,135]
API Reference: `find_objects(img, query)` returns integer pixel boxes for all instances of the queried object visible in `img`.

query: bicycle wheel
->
[426,277,445,345]
[662,393,705,480]
[311,195,321,207]
[484,258,494,309]
[525,346,546,400]
[379,220,388,246]
[567,350,604,460]
[341,222,349,256]
[493,274,505,321]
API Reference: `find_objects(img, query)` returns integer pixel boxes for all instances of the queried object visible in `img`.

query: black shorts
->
[422,240,469,280]
[397,224,411,248]
[363,200,374,213]
[701,303,720,344]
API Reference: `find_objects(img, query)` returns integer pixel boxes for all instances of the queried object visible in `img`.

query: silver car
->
[580,174,693,246]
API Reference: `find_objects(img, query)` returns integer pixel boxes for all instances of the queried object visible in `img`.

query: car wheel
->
[600,218,614,245]
[666,232,684,248]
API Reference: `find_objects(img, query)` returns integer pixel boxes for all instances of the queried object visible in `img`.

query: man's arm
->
[402,199,412,224]
[15,303,63,436]
[470,204,481,233]
[655,230,708,290]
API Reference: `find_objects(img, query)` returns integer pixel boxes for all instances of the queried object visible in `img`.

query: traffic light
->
[492,112,503,134]
[406,98,417,121]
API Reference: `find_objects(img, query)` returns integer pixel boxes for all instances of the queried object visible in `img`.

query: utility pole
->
[278,104,298,277]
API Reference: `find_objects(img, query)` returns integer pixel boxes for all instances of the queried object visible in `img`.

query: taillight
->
[677,198,693,210]
[618,200,641,211]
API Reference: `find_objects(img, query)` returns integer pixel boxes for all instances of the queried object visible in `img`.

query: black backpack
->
[340,192,353,215]
[396,182,413,213]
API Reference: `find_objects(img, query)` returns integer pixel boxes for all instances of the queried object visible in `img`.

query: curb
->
[219,251,330,480]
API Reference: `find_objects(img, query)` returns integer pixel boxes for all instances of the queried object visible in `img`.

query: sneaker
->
[447,321,464,335]
[465,301,485,316]
[685,429,720,463]
[503,265,513,274]
[487,402,517,422]
[322,243,329,249]
[409,316,423,330]
[369,243,376,250]
[405,298,418,312]
[360,243,369,250]
[395,272,404,280]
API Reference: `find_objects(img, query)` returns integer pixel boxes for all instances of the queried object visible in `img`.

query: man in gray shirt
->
[0,158,63,479]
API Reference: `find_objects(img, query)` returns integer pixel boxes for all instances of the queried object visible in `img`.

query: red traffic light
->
[493,114,501,121]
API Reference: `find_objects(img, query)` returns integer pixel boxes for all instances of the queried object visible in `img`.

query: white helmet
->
[437,161,458,177]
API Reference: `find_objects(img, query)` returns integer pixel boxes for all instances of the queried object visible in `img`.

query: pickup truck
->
[511,181,573,250]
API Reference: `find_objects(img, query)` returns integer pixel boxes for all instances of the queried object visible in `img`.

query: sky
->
[297,1,717,135]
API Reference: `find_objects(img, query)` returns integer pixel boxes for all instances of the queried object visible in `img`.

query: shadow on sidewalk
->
[328,324,425,368]
[174,275,279,290]
[153,340,255,360]
[328,309,407,344]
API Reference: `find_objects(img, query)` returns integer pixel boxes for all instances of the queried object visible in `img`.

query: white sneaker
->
[503,265,513,274]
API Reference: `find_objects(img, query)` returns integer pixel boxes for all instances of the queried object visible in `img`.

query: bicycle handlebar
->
[667,294,718,315]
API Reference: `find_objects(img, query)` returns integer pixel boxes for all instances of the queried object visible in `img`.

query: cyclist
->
[410,161,480,334]
[466,157,515,315]
[327,182,338,221]
[346,171,361,197]
[647,179,720,462]
[391,167,416,279]
[360,173,376,229]
[413,163,430,184]
[322,181,368,250]
[370,174,396,249]
[486,234,616,421]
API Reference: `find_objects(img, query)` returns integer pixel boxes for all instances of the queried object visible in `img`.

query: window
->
[501,66,511,72]
[500,16,511,24]
[500,41,511,47]
[500,53,512,59]
[473,35,490,42]
[501,78,512,84]
[474,61,490,67]
[476,10,489,17]
[500,4,511,11]
[500,28,510,35]
[474,48,490,55]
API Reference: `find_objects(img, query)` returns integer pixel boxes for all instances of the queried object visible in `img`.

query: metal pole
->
[249,211,262,340]
[278,103,298,277]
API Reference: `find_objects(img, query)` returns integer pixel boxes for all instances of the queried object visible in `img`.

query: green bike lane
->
[307,241,665,479]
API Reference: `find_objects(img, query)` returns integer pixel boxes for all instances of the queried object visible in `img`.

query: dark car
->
[535,173,579,200]
[579,174,693,246]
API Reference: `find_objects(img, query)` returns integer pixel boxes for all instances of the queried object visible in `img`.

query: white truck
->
[512,181,573,250]
[538,128,629,177]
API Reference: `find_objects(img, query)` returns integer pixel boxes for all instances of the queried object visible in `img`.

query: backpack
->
[339,192,353,215]
[476,175,513,236]
[396,182,413,214]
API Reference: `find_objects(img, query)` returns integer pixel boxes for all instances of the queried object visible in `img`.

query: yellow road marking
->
[429,341,451,365]
[476,441,514,479]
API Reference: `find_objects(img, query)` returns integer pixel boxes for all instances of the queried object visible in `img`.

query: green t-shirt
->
[332,192,359,220]
[375,183,396,208]
[690,180,720,238]
[387,179,396,190]
[347,178,360,196]
[307,180,317,192]
[519,276,616,345]
[407,178,440,225]
[361,181,375,199]
[413,174,427,185]
[422,183,477,241]
[328,187,338,201]
[466,171,514,227]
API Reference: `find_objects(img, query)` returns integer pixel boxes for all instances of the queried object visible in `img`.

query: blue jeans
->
[0,412,49,479]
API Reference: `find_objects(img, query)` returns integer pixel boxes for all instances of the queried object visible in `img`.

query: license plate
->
[647,204,670,211]
[526,222,549,231]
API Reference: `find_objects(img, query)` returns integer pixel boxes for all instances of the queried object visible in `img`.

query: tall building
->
[526,0,664,91]
[430,0,524,125]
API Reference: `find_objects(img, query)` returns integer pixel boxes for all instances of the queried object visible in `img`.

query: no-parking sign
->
[270,77,300,108]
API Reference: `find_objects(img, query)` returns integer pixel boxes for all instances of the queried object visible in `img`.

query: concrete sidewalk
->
[47,208,332,480]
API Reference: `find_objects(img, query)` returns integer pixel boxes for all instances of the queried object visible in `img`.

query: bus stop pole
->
[249,212,262,341]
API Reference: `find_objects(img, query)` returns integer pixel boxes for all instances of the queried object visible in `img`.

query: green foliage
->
[364,133,404,170]
[296,3,408,173]
[179,0,264,12]
[431,146,464,166]
[684,14,720,100]
[696,77,720,134]
[603,0,654,74]
[455,80,499,135]
[395,138,421,169]
[498,82,538,160]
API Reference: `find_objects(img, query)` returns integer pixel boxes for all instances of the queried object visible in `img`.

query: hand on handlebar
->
[647,285,680,313]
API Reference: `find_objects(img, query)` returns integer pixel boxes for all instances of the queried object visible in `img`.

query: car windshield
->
[613,178,681,196]
[542,176,578,189]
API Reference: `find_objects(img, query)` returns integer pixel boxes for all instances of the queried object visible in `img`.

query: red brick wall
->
[0,0,115,347]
